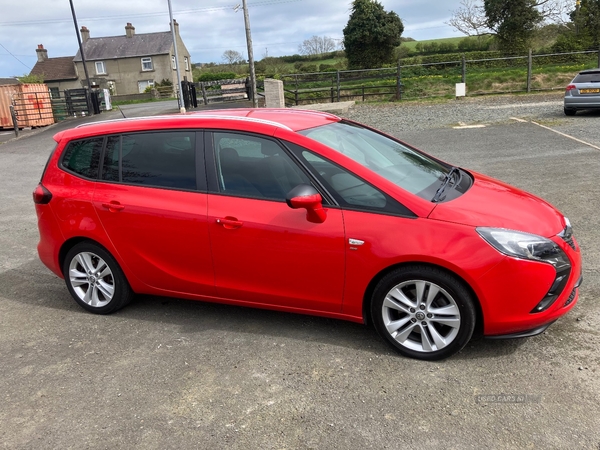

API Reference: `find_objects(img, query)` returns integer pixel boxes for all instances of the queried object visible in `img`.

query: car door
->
[92,130,216,297]
[206,131,346,313]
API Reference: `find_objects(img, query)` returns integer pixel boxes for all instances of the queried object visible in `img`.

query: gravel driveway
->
[1,93,598,449]
[344,92,600,147]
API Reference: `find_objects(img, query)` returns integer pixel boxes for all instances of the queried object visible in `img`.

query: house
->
[29,45,80,97]
[0,77,20,86]
[72,21,192,96]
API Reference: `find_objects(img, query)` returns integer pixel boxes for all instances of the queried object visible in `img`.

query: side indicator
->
[349,239,365,251]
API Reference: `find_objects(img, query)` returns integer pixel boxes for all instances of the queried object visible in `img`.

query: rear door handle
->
[102,201,125,212]
[216,217,243,229]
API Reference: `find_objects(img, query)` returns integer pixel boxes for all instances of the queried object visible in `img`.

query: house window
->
[138,80,154,93]
[141,57,153,71]
[172,56,176,70]
[95,61,106,75]
[184,56,189,71]
[49,87,60,99]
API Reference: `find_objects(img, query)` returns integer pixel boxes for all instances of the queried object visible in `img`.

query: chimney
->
[36,44,48,62]
[171,19,179,36]
[125,22,135,38]
[80,26,90,43]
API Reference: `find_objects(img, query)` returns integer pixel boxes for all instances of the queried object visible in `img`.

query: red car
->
[33,109,582,360]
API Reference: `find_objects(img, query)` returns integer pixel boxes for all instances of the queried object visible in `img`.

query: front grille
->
[563,288,577,307]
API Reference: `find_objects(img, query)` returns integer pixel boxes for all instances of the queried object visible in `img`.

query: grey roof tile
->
[74,32,173,61]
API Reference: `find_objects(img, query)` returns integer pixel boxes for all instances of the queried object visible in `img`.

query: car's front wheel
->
[371,265,476,361]
[63,242,133,314]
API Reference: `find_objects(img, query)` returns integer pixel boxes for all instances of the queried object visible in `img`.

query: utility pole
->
[575,0,581,35]
[69,0,91,92]
[241,0,258,108]
[167,0,186,113]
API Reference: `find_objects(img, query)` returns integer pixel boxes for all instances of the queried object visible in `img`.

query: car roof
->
[578,69,600,75]
[53,108,341,143]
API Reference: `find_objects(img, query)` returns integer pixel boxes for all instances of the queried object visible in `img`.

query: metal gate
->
[197,78,250,106]
[181,81,198,109]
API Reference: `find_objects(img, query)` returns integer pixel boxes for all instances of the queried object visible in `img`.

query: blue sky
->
[0,0,465,77]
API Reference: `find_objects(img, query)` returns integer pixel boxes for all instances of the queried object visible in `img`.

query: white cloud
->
[0,0,465,76]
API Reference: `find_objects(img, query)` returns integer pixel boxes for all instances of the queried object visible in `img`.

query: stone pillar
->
[263,78,285,108]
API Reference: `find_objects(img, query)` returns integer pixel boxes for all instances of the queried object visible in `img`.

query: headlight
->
[476,227,571,271]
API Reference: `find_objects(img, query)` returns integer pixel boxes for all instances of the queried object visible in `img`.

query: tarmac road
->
[0,95,598,449]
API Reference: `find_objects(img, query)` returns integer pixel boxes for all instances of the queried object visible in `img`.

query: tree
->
[572,0,600,47]
[343,0,404,69]
[447,0,492,36]
[222,50,245,65]
[298,36,337,56]
[450,0,571,52]
[17,73,44,83]
[484,0,543,53]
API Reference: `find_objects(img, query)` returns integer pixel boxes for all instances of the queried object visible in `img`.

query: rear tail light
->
[33,183,52,204]
[565,84,576,92]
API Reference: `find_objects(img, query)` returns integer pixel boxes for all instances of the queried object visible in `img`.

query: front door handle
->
[216,217,243,229]
[102,201,125,212]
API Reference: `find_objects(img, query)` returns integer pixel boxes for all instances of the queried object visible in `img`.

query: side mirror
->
[286,184,327,224]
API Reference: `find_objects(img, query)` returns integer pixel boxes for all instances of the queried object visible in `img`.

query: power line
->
[194,40,306,51]
[0,0,305,27]
[0,43,32,70]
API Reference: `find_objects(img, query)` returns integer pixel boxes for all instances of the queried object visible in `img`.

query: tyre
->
[62,242,133,314]
[564,108,576,116]
[371,265,476,361]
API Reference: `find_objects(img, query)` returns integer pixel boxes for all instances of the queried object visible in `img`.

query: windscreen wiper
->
[432,167,460,203]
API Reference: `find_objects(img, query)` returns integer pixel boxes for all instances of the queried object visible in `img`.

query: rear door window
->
[101,131,197,190]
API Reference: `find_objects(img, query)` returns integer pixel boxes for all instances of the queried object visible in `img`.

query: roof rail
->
[76,114,292,131]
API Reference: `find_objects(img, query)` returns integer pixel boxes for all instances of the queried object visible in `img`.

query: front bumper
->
[477,236,582,337]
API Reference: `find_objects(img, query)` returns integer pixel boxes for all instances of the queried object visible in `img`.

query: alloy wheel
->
[381,280,461,353]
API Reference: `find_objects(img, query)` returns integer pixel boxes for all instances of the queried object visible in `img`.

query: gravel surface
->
[1,94,599,449]
[343,92,600,147]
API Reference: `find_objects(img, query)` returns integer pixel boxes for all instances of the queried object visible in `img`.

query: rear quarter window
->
[60,137,104,179]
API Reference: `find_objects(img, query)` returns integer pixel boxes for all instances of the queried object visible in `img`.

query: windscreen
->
[299,121,449,198]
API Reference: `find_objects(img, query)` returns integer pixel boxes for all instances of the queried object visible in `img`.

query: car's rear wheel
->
[564,108,577,116]
[63,242,133,314]
[371,265,476,361]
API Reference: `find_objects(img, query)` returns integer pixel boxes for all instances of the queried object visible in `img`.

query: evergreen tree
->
[484,0,542,53]
[572,0,600,47]
[343,0,404,69]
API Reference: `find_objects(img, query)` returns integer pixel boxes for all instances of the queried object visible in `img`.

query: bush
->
[551,33,592,53]
[196,72,238,82]
[281,54,307,63]
[319,64,337,72]
[298,64,318,73]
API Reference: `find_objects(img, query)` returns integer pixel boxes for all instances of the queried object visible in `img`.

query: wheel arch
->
[59,237,122,278]
[362,261,484,338]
